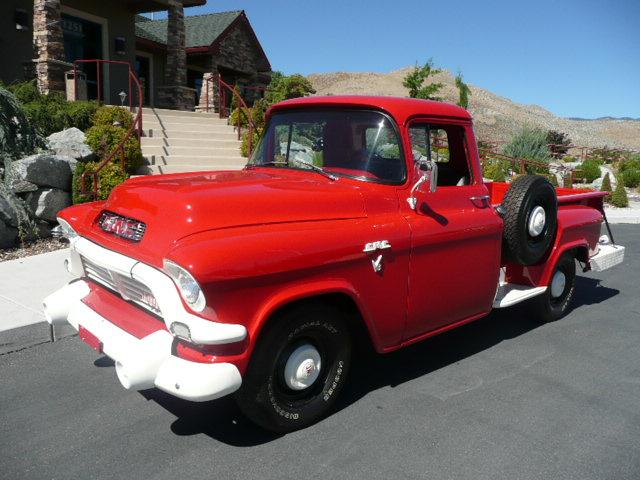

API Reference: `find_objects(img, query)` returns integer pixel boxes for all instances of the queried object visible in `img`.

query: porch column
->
[33,0,67,94]
[157,0,195,110]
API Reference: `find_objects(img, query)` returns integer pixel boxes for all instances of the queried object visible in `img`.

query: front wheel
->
[530,252,577,322]
[236,303,351,433]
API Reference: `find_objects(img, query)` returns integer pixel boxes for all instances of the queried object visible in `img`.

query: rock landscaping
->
[0,127,93,249]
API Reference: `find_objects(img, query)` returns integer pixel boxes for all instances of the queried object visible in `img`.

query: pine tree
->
[610,178,629,207]
[455,72,471,109]
[601,172,612,203]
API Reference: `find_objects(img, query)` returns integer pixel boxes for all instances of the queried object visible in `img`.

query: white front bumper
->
[44,280,242,401]
[43,235,246,402]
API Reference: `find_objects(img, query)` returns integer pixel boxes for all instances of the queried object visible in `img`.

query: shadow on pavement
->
[136,274,618,446]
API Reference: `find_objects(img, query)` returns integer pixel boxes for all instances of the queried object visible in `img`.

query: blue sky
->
[164,0,639,118]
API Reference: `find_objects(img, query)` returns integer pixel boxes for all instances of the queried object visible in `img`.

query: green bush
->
[85,125,142,173]
[610,180,629,208]
[241,129,261,158]
[482,157,510,182]
[91,105,133,129]
[5,80,99,136]
[72,161,129,204]
[574,159,601,183]
[547,173,559,186]
[562,155,576,163]
[601,172,612,203]
[621,168,640,188]
[502,126,551,174]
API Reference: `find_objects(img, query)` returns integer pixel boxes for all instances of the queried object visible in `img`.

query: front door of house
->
[62,14,103,100]
[135,56,151,106]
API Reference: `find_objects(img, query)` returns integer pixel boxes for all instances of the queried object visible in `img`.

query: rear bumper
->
[590,236,625,272]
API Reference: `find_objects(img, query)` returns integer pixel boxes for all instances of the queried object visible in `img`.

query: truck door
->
[403,120,502,340]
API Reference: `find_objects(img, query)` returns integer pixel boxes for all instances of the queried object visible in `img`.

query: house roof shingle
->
[135,10,243,48]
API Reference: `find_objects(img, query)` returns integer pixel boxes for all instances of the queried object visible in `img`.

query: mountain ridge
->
[307,68,640,151]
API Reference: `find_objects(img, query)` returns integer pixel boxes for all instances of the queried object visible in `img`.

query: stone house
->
[0,0,271,110]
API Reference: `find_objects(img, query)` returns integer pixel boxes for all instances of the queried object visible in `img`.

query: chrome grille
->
[81,256,161,316]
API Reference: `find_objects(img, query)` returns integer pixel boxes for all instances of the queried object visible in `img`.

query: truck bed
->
[486,181,608,210]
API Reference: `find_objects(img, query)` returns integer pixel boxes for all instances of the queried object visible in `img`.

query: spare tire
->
[501,175,558,265]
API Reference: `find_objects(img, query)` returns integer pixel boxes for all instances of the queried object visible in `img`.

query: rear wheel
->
[236,303,351,433]
[530,252,576,322]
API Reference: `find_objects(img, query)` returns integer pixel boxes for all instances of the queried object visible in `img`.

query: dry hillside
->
[308,68,640,151]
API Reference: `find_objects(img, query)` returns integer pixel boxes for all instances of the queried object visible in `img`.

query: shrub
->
[91,105,133,129]
[610,180,629,208]
[562,155,576,163]
[6,80,99,136]
[0,86,41,159]
[85,125,142,173]
[546,173,559,186]
[621,168,640,188]
[574,159,601,183]
[601,172,612,202]
[482,157,510,182]
[241,129,261,158]
[502,126,551,174]
[588,147,623,164]
[546,130,571,159]
[72,161,129,204]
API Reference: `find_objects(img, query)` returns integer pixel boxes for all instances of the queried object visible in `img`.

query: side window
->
[408,123,472,187]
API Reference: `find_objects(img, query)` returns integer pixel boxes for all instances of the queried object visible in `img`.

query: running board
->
[493,284,547,308]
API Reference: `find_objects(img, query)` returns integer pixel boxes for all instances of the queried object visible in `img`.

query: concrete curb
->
[0,322,77,356]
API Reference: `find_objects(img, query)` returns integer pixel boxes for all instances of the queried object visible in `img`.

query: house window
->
[15,9,29,31]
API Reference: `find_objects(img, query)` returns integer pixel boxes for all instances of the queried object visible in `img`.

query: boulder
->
[24,188,71,223]
[7,154,73,192]
[0,219,18,249]
[46,127,95,162]
[0,195,19,227]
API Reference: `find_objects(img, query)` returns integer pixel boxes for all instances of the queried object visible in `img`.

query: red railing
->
[203,74,257,156]
[73,60,143,199]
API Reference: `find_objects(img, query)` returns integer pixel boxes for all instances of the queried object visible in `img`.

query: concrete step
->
[140,107,220,118]
[142,129,238,140]
[142,145,242,157]
[142,155,247,166]
[141,137,241,148]
[143,115,231,126]
[143,123,237,134]
[138,164,244,175]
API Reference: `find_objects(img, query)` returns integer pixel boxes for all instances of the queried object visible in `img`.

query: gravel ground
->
[0,238,67,263]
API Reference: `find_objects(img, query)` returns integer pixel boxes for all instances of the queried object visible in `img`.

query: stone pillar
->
[157,0,195,110]
[197,72,219,112]
[33,0,67,94]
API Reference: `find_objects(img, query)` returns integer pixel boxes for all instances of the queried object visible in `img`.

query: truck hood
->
[74,169,367,266]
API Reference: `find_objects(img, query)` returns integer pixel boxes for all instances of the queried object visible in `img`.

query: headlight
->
[163,260,206,312]
[54,218,78,240]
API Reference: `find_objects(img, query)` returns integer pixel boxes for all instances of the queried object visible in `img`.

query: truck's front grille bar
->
[81,256,161,316]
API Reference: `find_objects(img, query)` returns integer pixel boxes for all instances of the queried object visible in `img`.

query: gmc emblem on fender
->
[98,212,146,242]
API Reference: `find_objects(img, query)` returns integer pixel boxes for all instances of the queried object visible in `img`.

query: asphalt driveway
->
[1,225,638,480]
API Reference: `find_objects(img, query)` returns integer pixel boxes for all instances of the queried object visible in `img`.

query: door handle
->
[469,195,490,207]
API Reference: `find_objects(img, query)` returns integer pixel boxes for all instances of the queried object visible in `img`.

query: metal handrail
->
[203,74,257,156]
[73,60,144,200]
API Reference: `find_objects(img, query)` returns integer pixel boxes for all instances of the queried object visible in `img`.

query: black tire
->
[530,252,576,323]
[236,303,351,433]
[502,175,558,265]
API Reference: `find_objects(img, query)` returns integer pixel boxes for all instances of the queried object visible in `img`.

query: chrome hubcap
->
[550,270,567,298]
[528,206,546,237]
[283,344,321,390]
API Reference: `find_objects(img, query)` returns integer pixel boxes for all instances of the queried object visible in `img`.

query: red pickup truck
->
[44,96,624,432]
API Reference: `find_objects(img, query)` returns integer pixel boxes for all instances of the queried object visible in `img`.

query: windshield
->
[249,109,406,183]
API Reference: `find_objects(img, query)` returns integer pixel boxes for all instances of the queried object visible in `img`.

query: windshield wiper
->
[251,160,338,181]
[292,159,338,181]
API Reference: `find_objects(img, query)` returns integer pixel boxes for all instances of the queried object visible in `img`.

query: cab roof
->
[268,95,472,125]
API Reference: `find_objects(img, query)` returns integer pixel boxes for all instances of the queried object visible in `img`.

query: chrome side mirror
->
[407,158,438,210]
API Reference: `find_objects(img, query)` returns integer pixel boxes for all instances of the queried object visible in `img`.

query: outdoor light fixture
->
[119,90,127,106]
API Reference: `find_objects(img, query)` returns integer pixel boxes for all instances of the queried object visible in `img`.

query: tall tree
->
[403,59,443,100]
[455,72,471,109]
